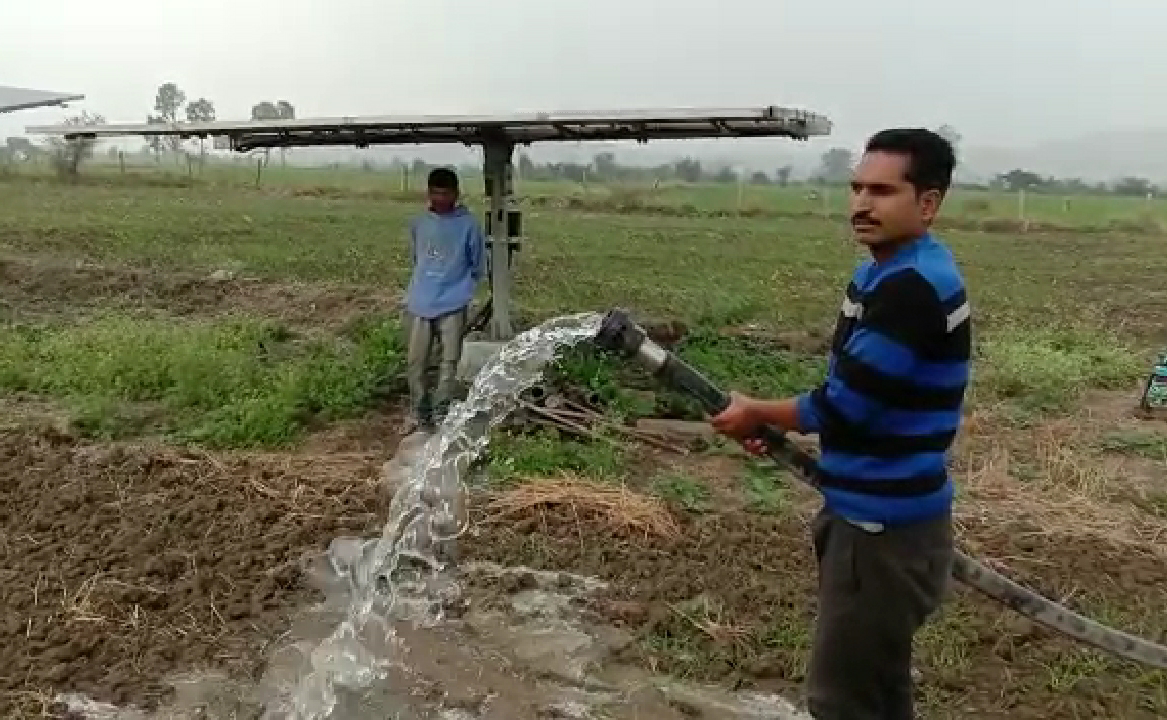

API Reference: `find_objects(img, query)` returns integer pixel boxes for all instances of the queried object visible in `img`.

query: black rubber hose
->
[593,308,1167,671]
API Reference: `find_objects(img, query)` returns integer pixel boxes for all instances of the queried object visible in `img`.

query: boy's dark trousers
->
[405,307,467,423]
[807,507,954,720]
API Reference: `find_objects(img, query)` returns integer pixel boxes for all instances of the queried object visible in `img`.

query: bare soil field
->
[0,426,389,716]
[1,175,1165,719]
[0,254,401,326]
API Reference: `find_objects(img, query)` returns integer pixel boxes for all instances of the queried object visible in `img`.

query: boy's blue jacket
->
[406,205,487,319]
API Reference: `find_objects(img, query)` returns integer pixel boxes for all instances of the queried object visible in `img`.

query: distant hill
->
[960,129,1167,185]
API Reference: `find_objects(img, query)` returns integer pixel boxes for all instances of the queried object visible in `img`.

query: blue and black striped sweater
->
[796,233,971,527]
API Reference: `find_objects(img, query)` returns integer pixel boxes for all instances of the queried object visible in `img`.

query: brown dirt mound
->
[0,429,386,716]
[465,499,1167,719]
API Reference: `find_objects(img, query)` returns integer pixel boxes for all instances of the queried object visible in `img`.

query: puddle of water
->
[53,311,811,720]
[54,559,810,720]
[274,313,605,719]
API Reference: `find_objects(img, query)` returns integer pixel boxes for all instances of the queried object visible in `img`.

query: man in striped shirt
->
[712,128,969,720]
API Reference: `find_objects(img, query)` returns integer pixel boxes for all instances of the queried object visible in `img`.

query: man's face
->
[428,187,457,213]
[849,151,941,248]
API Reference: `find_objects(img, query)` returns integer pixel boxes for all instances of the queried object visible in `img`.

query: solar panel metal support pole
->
[483,138,516,341]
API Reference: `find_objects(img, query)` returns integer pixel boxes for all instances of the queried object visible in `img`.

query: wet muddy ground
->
[0,259,1165,719]
[0,426,390,716]
[2,414,1165,719]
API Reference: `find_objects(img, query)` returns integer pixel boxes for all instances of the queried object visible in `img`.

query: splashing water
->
[268,312,604,720]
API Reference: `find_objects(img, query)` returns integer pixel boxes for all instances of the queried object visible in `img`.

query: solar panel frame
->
[27,106,832,150]
[0,85,85,114]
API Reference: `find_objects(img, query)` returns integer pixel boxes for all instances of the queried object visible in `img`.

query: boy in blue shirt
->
[712,128,969,720]
[404,167,486,432]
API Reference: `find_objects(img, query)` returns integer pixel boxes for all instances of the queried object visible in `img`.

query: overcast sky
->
[3,0,1165,150]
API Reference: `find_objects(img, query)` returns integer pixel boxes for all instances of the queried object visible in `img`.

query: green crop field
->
[1,163,1165,719]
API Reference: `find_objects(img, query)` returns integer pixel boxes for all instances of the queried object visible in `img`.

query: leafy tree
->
[673,157,702,183]
[143,116,165,161]
[249,103,279,165]
[185,98,215,123]
[5,137,41,160]
[185,98,216,160]
[713,167,738,184]
[517,153,535,179]
[592,152,619,180]
[996,169,1046,192]
[45,111,107,178]
[251,101,279,121]
[775,165,793,186]
[251,101,295,121]
[1113,176,1156,197]
[154,83,185,122]
[817,148,854,185]
[153,83,186,154]
[251,101,294,165]
[1054,177,1092,194]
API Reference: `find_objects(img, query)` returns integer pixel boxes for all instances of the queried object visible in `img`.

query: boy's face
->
[427,186,457,213]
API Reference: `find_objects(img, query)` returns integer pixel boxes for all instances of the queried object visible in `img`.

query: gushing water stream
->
[270,312,604,720]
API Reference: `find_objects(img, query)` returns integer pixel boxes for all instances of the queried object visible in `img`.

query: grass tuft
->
[740,461,792,515]
[676,328,826,400]
[484,429,627,486]
[974,326,1144,412]
[651,472,713,512]
[0,314,405,446]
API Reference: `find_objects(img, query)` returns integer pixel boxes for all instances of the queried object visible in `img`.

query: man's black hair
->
[865,128,956,196]
[427,166,459,192]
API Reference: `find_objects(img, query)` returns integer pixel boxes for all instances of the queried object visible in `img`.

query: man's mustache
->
[851,212,880,226]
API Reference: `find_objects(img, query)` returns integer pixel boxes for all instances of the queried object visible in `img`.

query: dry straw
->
[479,475,681,541]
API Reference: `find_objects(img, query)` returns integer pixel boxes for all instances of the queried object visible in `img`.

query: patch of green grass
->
[68,397,170,440]
[651,472,713,512]
[5,175,1167,352]
[0,314,405,446]
[1098,430,1167,461]
[758,612,812,679]
[640,629,713,680]
[639,595,755,679]
[484,428,627,486]
[609,388,659,423]
[740,461,791,515]
[1138,493,1167,519]
[1042,649,1113,693]
[676,328,826,400]
[916,602,981,678]
[1011,592,1167,711]
[975,326,1145,412]
[547,345,625,401]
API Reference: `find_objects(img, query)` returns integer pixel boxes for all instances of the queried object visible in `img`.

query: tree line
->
[2,110,1160,196]
[0,82,298,176]
[514,151,797,186]
[809,125,1157,197]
